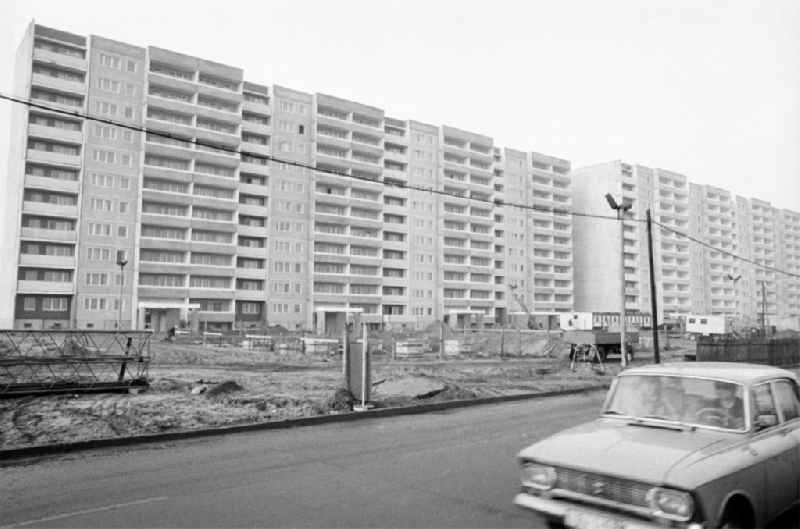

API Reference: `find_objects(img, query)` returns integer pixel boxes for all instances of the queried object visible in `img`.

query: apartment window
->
[193,230,233,244]
[29,113,82,131]
[194,185,235,200]
[142,226,186,240]
[237,280,264,291]
[191,253,232,266]
[314,262,346,274]
[118,226,128,238]
[85,272,109,286]
[142,202,187,217]
[190,276,231,289]
[99,53,121,69]
[195,163,234,178]
[88,222,112,236]
[140,250,184,263]
[90,198,113,212]
[238,235,266,248]
[237,257,264,269]
[193,208,233,221]
[39,297,68,312]
[314,282,345,294]
[139,273,184,287]
[240,173,266,186]
[143,178,187,193]
[193,299,230,312]
[31,88,83,107]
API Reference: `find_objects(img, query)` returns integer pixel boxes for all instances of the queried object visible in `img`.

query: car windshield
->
[603,375,747,431]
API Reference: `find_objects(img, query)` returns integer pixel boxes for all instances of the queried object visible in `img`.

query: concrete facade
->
[4,22,575,331]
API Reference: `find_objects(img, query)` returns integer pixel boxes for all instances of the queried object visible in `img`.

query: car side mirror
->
[756,414,778,430]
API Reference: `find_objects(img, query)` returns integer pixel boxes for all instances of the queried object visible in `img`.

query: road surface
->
[2,392,604,528]
[3,391,797,528]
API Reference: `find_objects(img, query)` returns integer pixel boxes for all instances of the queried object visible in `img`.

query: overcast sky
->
[1,0,798,210]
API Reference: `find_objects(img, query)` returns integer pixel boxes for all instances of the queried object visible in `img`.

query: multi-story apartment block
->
[689,184,739,315]
[777,209,800,317]
[527,152,574,313]
[573,160,799,322]
[572,161,693,318]
[2,22,575,331]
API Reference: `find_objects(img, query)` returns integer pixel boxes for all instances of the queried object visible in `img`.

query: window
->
[190,276,231,289]
[22,296,37,312]
[752,383,778,428]
[86,272,109,286]
[191,253,231,266]
[88,222,112,236]
[142,226,186,240]
[42,297,69,312]
[772,380,800,422]
[193,230,233,244]
[118,226,128,238]
[139,273,184,287]
[140,250,184,263]
[100,53,121,69]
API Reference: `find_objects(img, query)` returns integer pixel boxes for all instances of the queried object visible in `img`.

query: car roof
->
[620,362,798,385]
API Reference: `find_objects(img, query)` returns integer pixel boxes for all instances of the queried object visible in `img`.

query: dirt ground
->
[0,338,695,450]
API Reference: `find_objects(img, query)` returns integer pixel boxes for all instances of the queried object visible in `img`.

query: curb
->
[0,384,609,462]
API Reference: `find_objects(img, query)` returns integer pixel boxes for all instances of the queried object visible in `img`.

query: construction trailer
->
[559,311,651,331]
[685,315,733,336]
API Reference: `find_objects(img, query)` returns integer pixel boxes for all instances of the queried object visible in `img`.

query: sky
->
[1,0,798,210]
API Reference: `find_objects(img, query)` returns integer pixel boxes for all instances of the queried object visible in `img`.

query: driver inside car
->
[700,381,745,429]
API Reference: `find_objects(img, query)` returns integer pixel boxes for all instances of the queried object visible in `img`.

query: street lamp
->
[116,250,128,330]
[606,193,633,367]
[725,273,742,325]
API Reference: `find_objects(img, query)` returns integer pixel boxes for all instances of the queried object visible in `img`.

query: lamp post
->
[116,250,128,330]
[725,273,742,328]
[606,194,633,367]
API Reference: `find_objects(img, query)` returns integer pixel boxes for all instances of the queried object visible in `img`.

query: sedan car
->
[514,363,800,529]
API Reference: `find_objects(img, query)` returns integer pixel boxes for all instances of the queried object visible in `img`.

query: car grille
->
[554,467,652,508]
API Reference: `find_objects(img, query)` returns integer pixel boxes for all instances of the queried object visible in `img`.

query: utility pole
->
[606,194,633,367]
[116,250,128,330]
[646,209,660,363]
[761,280,766,336]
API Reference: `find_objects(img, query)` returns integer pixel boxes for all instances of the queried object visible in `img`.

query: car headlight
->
[520,462,557,490]
[647,487,694,521]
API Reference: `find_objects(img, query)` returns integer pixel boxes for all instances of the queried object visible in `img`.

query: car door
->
[748,381,798,521]
[771,379,800,504]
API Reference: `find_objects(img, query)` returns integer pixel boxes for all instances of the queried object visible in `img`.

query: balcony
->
[234,289,266,302]
[17,280,73,294]
[20,227,76,242]
[18,254,75,268]
[22,201,78,218]
[26,149,81,168]
[33,47,87,71]
[27,123,83,144]
[24,174,79,194]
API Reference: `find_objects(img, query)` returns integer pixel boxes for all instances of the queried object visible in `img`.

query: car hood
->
[518,418,738,486]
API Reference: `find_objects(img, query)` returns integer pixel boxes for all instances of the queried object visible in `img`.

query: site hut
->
[507,311,560,330]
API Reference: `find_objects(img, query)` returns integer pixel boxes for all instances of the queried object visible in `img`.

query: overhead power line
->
[0,92,623,222]
[652,219,800,280]
[3,93,798,280]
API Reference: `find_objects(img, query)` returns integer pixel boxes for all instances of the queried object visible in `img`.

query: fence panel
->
[696,337,800,366]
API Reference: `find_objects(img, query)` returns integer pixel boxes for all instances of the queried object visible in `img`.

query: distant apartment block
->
[573,161,800,320]
[1,22,575,332]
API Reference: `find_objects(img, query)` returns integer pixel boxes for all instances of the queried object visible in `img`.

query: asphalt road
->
[2,391,798,529]
[1,392,605,528]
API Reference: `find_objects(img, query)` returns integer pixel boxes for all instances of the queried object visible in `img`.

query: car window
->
[751,383,778,427]
[772,380,800,422]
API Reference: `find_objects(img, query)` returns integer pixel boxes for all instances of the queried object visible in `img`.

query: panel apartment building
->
[1,22,574,332]
[572,160,800,320]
